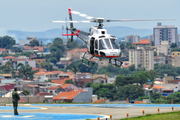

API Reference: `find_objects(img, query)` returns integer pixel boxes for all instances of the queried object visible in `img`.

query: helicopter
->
[52,8,174,67]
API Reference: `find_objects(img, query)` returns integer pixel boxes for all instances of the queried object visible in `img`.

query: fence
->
[0,96,45,103]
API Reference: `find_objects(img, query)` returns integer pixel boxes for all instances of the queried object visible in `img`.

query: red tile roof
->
[52,71,65,74]
[154,57,163,59]
[67,48,87,53]
[93,76,108,80]
[0,48,7,51]
[3,56,17,59]
[53,90,80,100]
[123,64,130,68]
[162,89,173,91]
[133,39,150,45]
[144,85,166,89]
[51,78,71,85]
[48,86,61,90]
[33,46,43,51]
[0,85,15,91]
[61,84,71,89]
[25,85,39,87]
[78,48,87,52]
[23,46,32,50]
[36,92,53,96]
[32,67,39,71]
[35,71,64,75]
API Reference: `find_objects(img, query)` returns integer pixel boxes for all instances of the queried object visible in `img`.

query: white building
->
[129,39,154,71]
[153,23,178,46]
[19,36,38,46]
[17,60,36,68]
[125,35,140,43]
[157,41,171,56]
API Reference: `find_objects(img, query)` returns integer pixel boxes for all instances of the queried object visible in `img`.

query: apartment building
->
[125,35,140,43]
[157,41,171,56]
[172,51,180,58]
[129,39,154,70]
[153,23,178,46]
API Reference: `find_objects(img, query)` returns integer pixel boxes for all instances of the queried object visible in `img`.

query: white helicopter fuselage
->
[87,26,121,59]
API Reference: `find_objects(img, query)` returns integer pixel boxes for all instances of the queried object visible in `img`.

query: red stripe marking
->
[68,8,71,15]
[94,54,119,58]
[62,30,80,36]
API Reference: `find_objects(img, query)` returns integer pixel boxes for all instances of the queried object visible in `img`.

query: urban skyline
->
[0,0,179,32]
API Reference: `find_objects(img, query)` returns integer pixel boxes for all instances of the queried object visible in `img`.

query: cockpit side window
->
[104,39,112,49]
[95,40,98,49]
[110,39,119,49]
[99,39,106,50]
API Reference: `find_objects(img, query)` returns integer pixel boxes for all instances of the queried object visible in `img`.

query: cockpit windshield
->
[110,38,119,49]
[99,39,106,50]
[98,38,119,50]
[104,39,112,49]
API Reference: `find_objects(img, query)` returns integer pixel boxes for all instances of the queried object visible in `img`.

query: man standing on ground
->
[12,87,20,115]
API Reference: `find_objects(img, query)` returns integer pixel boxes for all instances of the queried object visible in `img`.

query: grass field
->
[120,111,180,120]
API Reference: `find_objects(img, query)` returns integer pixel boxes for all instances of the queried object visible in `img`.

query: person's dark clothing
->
[12,91,20,115]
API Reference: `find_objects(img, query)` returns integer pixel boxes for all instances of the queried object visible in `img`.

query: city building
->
[53,88,92,103]
[47,86,62,95]
[148,35,154,42]
[153,23,178,46]
[31,57,46,65]
[125,35,140,43]
[172,56,180,67]
[66,48,88,60]
[157,41,171,56]
[0,48,12,54]
[98,59,109,68]
[133,39,151,49]
[19,36,38,46]
[129,39,154,70]
[154,57,165,64]
[171,51,180,58]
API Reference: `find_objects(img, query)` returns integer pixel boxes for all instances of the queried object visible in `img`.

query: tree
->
[120,43,125,50]
[50,37,65,61]
[0,36,16,49]
[125,42,132,48]
[85,82,92,87]
[170,43,177,48]
[151,41,154,46]
[65,80,74,84]
[23,90,30,95]
[91,83,117,100]
[11,47,22,53]
[148,70,157,81]
[128,45,135,49]
[167,92,180,103]
[39,62,53,71]
[0,61,13,74]
[49,57,58,65]
[129,64,135,71]
[66,60,98,74]
[115,75,134,87]
[17,63,38,80]
[115,84,144,100]
[30,39,39,47]
[133,71,152,86]
[154,51,157,56]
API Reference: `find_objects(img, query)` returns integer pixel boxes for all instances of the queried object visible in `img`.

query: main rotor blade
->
[71,11,94,20]
[51,21,91,23]
[105,19,176,22]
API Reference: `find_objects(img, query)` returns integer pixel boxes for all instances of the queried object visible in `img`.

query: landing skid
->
[109,59,123,67]
[81,52,96,67]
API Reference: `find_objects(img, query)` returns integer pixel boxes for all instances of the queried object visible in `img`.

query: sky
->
[0,0,179,31]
